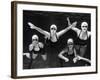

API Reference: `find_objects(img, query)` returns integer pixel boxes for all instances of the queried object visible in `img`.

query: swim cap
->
[81,22,88,27]
[67,38,74,44]
[32,35,39,40]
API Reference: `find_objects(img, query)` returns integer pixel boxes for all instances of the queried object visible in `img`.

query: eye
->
[51,28,56,30]
[32,39,38,41]
[82,26,87,28]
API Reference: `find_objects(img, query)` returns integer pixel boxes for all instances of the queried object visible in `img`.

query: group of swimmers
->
[23,17,91,69]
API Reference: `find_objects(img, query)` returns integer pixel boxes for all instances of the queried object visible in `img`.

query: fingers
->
[24,53,30,59]
[29,44,33,51]
[73,57,78,63]
[71,21,77,27]
[28,22,32,26]
[65,58,69,62]
[28,22,35,29]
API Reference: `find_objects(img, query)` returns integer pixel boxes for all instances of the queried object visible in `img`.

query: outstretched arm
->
[58,50,69,62]
[28,22,50,38]
[77,55,91,64]
[57,21,77,38]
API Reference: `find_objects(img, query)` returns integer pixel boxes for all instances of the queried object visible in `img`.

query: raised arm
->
[28,22,50,38]
[57,21,77,38]
[58,49,69,62]
[67,17,80,35]
[67,17,71,26]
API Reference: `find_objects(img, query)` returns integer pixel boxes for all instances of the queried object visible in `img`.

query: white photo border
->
[12,1,97,78]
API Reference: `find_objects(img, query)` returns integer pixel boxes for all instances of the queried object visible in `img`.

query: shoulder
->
[63,47,68,53]
[39,42,44,48]
[87,31,91,37]
[77,30,81,36]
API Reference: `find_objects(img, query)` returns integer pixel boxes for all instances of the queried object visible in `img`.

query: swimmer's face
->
[32,35,39,45]
[68,42,74,49]
[32,38,38,45]
[50,24,57,34]
[81,22,88,32]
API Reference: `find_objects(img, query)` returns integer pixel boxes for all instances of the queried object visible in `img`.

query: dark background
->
[23,10,91,59]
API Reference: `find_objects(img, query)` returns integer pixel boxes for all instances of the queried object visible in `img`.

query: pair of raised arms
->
[28,17,77,39]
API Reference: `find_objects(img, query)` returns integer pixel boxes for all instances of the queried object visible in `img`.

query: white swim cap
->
[32,35,39,40]
[67,38,74,44]
[81,22,88,27]
[50,24,57,30]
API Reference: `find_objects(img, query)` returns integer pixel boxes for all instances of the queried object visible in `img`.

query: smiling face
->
[50,24,57,34]
[81,22,88,32]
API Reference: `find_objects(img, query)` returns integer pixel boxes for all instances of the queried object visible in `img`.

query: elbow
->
[58,54,60,58]
[58,54,62,58]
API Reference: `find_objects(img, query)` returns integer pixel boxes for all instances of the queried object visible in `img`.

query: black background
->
[23,10,91,59]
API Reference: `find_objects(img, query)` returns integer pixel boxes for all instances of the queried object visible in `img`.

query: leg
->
[79,46,87,57]
[28,53,38,69]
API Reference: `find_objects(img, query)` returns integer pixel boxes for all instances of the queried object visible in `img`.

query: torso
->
[46,33,59,46]
[31,43,44,54]
[62,47,76,67]
[76,31,89,45]
[64,47,75,60]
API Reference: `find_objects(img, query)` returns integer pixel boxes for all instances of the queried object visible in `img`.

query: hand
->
[29,44,34,51]
[71,21,77,28]
[73,57,78,63]
[65,58,69,62]
[76,55,82,60]
[67,21,77,30]
[24,53,30,59]
[28,22,36,29]
[39,42,44,48]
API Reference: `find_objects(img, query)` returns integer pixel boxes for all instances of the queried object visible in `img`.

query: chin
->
[82,30,87,32]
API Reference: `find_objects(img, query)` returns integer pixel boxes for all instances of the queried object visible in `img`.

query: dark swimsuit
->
[28,44,47,69]
[45,34,61,68]
[62,47,76,67]
[75,31,91,59]
[76,31,88,46]
[61,47,91,67]
[32,46,45,55]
